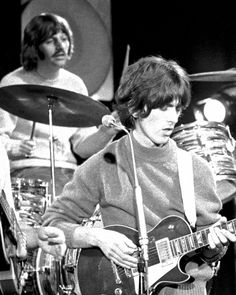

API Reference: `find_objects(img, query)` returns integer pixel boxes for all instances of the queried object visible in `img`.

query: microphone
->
[102,115,126,131]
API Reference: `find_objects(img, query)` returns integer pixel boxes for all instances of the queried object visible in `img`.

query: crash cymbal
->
[189,69,236,82]
[0,84,110,127]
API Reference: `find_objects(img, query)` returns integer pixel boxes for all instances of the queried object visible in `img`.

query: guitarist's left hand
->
[203,216,236,261]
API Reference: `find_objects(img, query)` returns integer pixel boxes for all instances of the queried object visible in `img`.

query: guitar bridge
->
[111,261,122,284]
[155,237,173,266]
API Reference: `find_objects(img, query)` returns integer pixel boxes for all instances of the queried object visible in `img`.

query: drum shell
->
[171,121,236,181]
[22,209,102,295]
[11,177,49,226]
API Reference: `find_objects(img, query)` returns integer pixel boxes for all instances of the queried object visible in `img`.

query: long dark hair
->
[115,55,191,129]
[21,13,74,71]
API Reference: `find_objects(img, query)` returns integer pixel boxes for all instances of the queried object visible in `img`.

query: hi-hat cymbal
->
[0,84,110,127]
[189,69,236,82]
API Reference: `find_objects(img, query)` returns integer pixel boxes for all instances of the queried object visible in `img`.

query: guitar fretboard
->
[170,219,236,257]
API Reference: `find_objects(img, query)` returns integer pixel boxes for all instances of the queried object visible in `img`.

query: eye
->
[60,33,69,42]
[45,38,53,44]
[160,105,168,111]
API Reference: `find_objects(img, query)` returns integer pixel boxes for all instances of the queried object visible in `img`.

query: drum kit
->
[0,84,107,295]
[0,69,236,294]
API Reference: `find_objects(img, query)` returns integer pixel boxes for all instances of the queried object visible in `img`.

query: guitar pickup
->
[155,237,173,266]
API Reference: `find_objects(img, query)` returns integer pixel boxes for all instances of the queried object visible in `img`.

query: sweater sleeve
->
[192,153,229,263]
[193,153,222,229]
[42,154,102,247]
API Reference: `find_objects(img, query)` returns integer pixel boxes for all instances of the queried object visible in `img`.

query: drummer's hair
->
[21,13,74,71]
[114,55,191,129]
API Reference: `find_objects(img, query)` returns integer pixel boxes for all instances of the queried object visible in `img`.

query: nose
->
[55,39,63,50]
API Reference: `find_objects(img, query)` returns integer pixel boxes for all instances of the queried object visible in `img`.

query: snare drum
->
[34,248,82,295]
[21,210,102,295]
[11,177,50,226]
[171,121,236,181]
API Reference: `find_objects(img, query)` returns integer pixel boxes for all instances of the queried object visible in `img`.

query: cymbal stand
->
[47,95,57,204]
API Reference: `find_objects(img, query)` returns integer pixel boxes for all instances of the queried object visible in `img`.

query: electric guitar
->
[77,215,236,295]
[0,189,27,295]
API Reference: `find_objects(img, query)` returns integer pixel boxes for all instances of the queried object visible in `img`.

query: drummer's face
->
[133,100,181,147]
[38,31,70,67]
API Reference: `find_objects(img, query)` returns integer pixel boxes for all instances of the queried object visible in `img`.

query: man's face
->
[38,31,71,67]
[133,100,182,147]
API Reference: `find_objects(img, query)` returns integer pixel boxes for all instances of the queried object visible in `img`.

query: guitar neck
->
[0,190,22,245]
[170,219,236,257]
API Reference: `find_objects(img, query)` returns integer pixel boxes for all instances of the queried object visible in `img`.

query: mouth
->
[54,54,66,58]
[53,51,66,58]
[163,127,174,132]
[162,128,174,135]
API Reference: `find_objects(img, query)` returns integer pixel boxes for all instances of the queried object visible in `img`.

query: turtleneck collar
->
[126,131,177,162]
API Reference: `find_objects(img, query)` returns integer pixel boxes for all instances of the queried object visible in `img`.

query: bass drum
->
[171,121,236,181]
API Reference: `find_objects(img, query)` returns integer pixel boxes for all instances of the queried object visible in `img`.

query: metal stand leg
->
[47,96,57,203]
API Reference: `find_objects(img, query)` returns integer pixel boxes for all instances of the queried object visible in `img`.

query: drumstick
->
[30,121,36,140]
[121,44,130,78]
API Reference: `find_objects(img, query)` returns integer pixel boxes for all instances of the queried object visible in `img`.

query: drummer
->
[0,13,119,195]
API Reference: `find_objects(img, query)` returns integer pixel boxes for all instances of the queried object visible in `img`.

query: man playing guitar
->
[43,56,236,295]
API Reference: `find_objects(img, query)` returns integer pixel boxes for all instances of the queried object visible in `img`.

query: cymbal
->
[0,84,110,127]
[189,69,236,82]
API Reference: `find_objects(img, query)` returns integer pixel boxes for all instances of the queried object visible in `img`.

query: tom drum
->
[171,121,236,181]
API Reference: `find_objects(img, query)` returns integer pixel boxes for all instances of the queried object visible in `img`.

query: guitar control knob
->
[114,288,122,295]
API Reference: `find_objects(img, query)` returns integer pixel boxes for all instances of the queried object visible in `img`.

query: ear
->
[132,113,138,118]
[132,105,147,118]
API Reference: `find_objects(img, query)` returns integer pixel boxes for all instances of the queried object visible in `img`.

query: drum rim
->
[173,120,228,133]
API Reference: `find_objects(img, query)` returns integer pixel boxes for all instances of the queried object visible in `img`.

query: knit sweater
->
[43,132,223,294]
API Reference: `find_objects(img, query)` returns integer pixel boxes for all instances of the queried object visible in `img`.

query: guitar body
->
[0,218,11,269]
[34,215,235,294]
[77,216,193,295]
[0,190,26,295]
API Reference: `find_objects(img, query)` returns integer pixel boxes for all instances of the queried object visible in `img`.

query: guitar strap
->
[177,148,197,229]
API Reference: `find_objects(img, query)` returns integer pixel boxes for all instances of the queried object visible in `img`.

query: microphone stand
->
[114,122,150,295]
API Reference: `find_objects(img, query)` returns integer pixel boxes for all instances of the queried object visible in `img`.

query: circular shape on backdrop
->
[22,0,111,95]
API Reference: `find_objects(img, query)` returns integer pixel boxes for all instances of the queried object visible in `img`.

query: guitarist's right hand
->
[95,228,138,269]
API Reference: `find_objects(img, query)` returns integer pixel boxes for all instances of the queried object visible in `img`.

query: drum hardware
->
[11,177,49,227]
